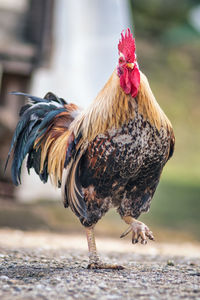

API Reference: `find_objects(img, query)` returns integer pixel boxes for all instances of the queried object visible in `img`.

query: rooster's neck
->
[80,71,135,141]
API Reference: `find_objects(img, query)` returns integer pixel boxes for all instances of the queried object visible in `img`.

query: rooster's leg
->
[120,216,155,244]
[85,226,101,267]
[85,227,124,270]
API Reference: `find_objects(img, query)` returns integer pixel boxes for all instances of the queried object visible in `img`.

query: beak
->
[126,62,135,69]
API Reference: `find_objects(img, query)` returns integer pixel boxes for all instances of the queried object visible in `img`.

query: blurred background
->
[0,0,200,243]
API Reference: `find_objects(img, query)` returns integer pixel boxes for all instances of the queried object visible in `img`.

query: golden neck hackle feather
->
[71,71,136,142]
[137,72,172,132]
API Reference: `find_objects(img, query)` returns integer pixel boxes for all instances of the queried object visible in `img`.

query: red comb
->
[118,28,136,62]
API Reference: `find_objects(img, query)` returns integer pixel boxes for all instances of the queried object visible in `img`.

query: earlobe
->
[117,66,123,77]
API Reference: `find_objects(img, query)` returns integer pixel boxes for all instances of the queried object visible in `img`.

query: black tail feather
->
[5,91,69,185]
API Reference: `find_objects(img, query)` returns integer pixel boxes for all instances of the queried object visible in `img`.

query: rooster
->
[6,28,175,269]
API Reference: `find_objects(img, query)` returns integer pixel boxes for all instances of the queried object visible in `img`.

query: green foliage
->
[130,0,199,43]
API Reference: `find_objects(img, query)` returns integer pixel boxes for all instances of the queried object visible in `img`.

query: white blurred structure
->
[189,5,200,33]
[17,0,131,201]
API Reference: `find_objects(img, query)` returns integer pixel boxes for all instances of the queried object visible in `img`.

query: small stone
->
[13,286,21,292]
[167,260,175,266]
[193,289,200,293]
[99,282,107,290]
[0,275,9,281]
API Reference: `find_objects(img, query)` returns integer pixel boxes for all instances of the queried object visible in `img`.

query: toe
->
[141,239,147,245]
[87,263,98,269]
[120,226,132,238]
[145,229,155,241]
[132,230,139,244]
[87,263,125,270]
[140,231,147,244]
[132,238,138,244]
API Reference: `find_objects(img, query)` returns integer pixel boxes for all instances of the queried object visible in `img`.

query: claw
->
[132,238,138,244]
[141,239,147,245]
[146,230,155,241]
[120,226,132,238]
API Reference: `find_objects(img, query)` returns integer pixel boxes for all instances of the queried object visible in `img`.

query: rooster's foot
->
[87,262,124,270]
[120,218,154,244]
[85,227,124,270]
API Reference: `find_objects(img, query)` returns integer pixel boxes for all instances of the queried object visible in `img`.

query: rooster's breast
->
[79,114,171,226]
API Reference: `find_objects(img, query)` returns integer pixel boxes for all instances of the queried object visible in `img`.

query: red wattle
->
[120,70,130,94]
[119,67,140,98]
[130,67,140,98]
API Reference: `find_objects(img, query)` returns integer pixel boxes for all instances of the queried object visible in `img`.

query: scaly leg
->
[120,216,155,244]
[85,227,124,270]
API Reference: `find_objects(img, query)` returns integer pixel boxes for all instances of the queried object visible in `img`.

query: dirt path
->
[0,229,200,299]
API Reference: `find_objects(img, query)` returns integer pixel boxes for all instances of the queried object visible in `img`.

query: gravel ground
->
[0,230,200,300]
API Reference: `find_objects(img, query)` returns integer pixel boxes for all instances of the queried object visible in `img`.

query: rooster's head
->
[117,28,140,98]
